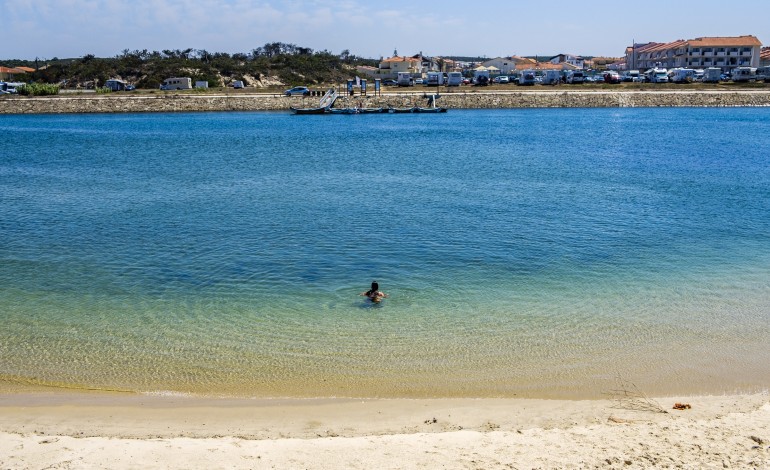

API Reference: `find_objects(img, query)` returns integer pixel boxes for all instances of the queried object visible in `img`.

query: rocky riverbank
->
[2,90,770,114]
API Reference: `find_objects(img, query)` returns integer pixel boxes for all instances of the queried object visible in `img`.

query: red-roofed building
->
[625,35,762,72]
[761,47,770,66]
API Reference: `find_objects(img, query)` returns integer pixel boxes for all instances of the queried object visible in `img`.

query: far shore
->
[1,391,769,468]
[3,89,770,114]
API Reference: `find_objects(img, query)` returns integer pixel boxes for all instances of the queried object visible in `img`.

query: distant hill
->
[1,43,378,89]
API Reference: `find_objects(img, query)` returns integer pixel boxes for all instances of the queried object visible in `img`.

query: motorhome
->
[518,69,536,86]
[732,67,756,82]
[473,69,490,86]
[703,67,722,83]
[757,66,770,83]
[160,77,192,90]
[105,79,129,91]
[542,70,562,85]
[622,70,641,82]
[446,72,463,87]
[670,68,696,84]
[646,68,669,83]
[397,72,414,87]
[566,71,584,84]
[425,71,444,86]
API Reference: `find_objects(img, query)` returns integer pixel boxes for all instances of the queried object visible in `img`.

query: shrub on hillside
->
[17,83,60,96]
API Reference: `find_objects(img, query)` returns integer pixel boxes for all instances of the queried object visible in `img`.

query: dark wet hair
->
[371,281,379,291]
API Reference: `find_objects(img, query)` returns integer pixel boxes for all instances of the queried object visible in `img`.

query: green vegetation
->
[5,43,376,89]
[16,83,60,96]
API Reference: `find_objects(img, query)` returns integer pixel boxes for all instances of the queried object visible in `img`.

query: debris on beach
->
[672,403,692,410]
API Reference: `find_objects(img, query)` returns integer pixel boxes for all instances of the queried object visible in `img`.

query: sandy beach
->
[1,391,768,469]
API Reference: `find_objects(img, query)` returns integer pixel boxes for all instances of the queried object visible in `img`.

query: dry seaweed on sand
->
[605,375,668,414]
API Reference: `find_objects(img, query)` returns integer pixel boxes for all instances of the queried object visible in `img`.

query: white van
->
[397,72,414,87]
[446,72,463,86]
[160,77,192,90]
[567,71,584,84]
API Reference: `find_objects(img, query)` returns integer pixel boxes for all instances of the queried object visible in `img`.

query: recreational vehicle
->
[646,68,669,83]
[446,72,463,87]
[566,71,585,84]
[702,67,722,83]
[473,69,490,86]
[732,67,756,82]
[756,66,770,83]
[518,70,536,86]
[670,68,696,83]
[397,72,414,87]
[425,72,444,86]
[542,70,562,85]
[160,77,193,90]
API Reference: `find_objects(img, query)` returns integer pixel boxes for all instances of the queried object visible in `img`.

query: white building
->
[549,54,585,69]
[626,35,762,72]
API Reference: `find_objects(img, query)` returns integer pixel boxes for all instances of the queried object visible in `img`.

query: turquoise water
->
[1,108,769,398]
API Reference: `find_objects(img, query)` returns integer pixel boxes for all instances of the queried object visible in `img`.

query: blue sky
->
[2,0,768,60]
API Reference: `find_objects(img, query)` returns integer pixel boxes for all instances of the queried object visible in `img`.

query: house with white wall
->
[626,35,762,72]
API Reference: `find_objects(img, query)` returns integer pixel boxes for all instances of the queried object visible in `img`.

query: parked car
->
[498,75,510,84]
[414,78,424,85]
[232,80,245,89]
[381,79,398,86]
[603,71,621,84]
[284,86,310,96]
[461,78,471,85]
[567,71,585,84]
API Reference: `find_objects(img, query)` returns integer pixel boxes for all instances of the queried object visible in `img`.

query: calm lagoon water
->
[1,108,768,398]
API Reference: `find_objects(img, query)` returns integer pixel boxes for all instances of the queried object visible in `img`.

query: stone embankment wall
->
[2,91,770,114]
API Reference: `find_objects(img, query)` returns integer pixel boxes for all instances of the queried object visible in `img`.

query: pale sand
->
[1,392,769,469]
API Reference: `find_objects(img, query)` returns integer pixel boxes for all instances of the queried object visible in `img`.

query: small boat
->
[357,107,385,114]
[328,107,360,114]
[388,107,416,113]
[414,106,448,113]
[290,106,328,115]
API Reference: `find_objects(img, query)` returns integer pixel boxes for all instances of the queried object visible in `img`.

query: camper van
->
[518,70,536,86]
[757,66,770,83]
[646,68,669,83]
[160,77,193,90]
[397,72,414,87]
[473,69,490,86]
[566,71,585,84]
[425,72,445,86]
[670,68,696,84]
[446,72,463,87]
[105,79,129,91]
[542,70,562,85]
[622,70,641,82]
[703,67,722,83]
[732,67,756,82]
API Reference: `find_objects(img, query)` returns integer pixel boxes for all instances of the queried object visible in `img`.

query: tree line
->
[4,43,377,89]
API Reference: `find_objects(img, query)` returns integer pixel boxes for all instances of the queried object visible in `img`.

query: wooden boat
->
[388,107,416,113]
[290,106,328,115]
[328,107,359,114]
[414,106,448,113]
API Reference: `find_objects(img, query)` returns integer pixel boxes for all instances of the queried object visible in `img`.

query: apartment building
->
[626,35,762,72]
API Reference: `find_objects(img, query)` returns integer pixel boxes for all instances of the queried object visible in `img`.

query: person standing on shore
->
[360,281,387,303]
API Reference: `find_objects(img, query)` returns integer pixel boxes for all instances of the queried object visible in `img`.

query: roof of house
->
[381,55,420,64]
[14,66,35,73]
[688,35,762,47]
[0,66,27,74]
[760,47,770,60]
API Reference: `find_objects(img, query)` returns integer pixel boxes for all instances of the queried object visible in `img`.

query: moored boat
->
[414,106,448,113]
[388,107,417,113]
[290,106,328,115]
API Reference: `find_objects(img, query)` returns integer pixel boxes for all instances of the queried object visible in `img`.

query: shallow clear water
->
[1,108,769,398]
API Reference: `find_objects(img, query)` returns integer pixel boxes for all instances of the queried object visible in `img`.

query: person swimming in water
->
[360,281,388,302]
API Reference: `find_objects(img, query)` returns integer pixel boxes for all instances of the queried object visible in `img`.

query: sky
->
[2,0,769,60]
